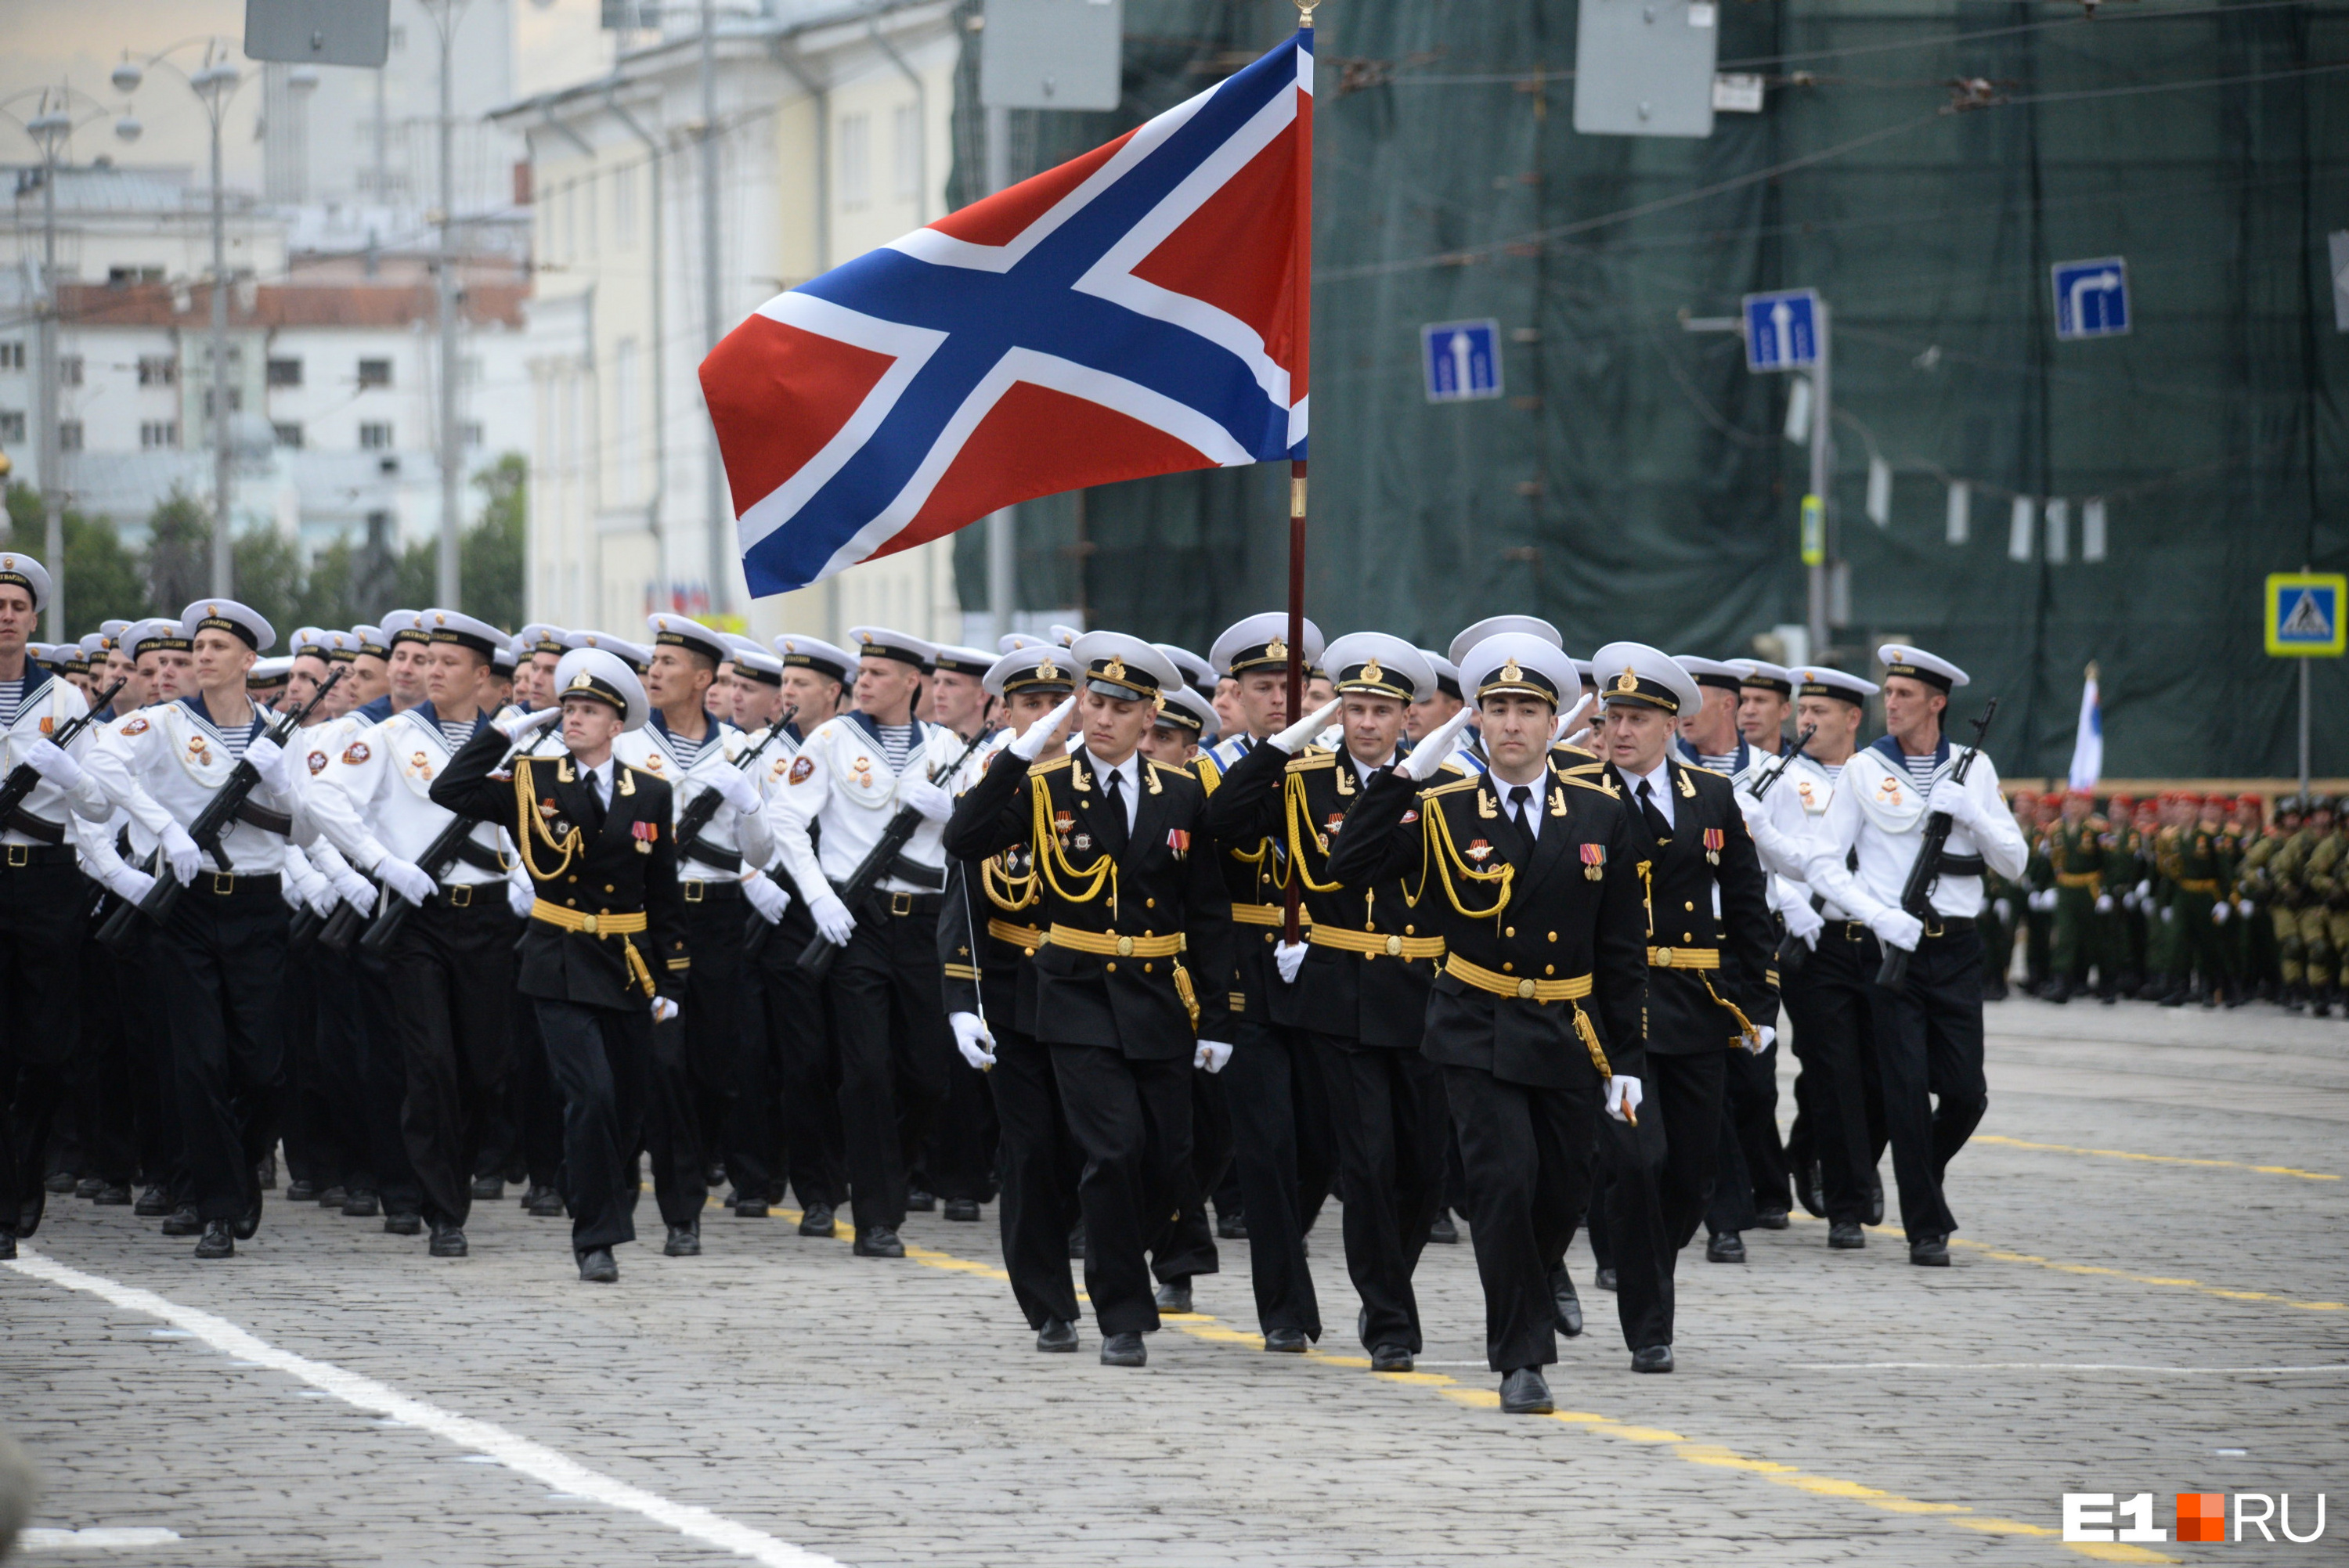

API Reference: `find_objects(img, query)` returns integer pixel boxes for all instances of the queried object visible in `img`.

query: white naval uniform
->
[305,705,511,890]
[1802,742,2027,925]
[612,713,776,888]
[2,666,115,850]
[765,712,961,904]
[82,696,308,877]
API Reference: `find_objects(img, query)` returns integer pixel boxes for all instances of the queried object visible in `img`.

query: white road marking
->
[5,1248,845,1568]
[1798,1361,2349,1375]
[20,1527,184,1550]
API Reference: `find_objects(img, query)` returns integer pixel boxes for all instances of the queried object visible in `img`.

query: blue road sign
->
[2052,257,2130,341]
[1422,319,1503,402]
[1741,290,1820,371]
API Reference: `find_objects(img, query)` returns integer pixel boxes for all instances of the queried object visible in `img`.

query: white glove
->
[712,767,762,816]
[109,863,157,906]
[1562,727,1592,751]
[333,869,377,912]
[900,775,955,824]
[160,820,202,885]
[24,737,85,790]
[2095,892,2114,914]
[949,1011,997,1070]
[375,855,437,907]
[1605,1074,1643,1123]
[1271,697,1342,755]
[2136,878,2152,900]
[244,736,291,794]
[1193,1039,1233,1074]
[1781,899,1824,950]
[2235,897,2254,917]
[1733,790,1766,828]
[2037,889,2059,913]
[1550,694,1593,745]
[301,875,339,920]
[809,889,857,946]
[493,705,562,741]
[2160,904,2174,924]
[1925,778,1980,829]
[1398,706,1474,783]
[2211,900,2229,925]
[507,878,535,920]
[1273,939,1308,984]
[742,871,791,923]
[1992,897,2013,923]
[651,996,680,1023]
[1867,906,1924,953]
[1748,1023,1777,1054]
[1010,696,1078,762]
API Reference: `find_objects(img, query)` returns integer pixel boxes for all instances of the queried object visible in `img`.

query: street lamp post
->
[423,0,473,611]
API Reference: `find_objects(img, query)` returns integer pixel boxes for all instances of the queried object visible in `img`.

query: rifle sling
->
[4,806,65,844]
[678,834,742,873]
[233,799,294,837]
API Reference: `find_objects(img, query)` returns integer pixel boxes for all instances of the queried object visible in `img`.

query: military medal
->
[1467,838,1493,863]
[1581,842,1606,881]
[632,820,658,854]
[1703,827,1725,865]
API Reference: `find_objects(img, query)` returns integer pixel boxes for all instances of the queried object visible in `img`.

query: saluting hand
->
[1009,695,1078,762]
[1270,697,1342,755]
[1397,706,1474,782]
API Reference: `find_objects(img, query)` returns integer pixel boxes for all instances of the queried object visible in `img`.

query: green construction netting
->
[948,0,2349,779]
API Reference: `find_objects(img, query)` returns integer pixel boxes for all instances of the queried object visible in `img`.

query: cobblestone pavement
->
[5,998,2344,1566]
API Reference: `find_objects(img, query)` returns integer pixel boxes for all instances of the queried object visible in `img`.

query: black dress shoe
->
[1705,1231,1746,1263]
[1499,1367,1553,1414]
[577,1247,619,1283]
[943,1198,982,1222]
[905,1188,936,1213]
[233,1195,263,1241]
[1866,1178,1885,1227]
[526,1185,568,1218]
[1908,1234,1950,1267]
[135,1184,172,1217]
[1067,1221,1086,1258]
[853,1225,905,1258]
[383,1212,423,1237]
[194,1220,236,1259]
[1631,1344,1675,1373]
[1262,1328,1308,1354]
[316,1185,347,1209]
[1215,1211,1247,1240]
[0,1232,13,1260]
[342,1189,381,1218]
[160,1206,202,1237]
[798,1202,835,1237]
[1099,1331,1147,1368]
[1154,1278,1193,1314]
[1036,1317,1079,1353]
[1799,1161,1826,1218]
[1370,1343,1414,1373]
[1548,1267,1584,1338]
[1755,1208,1790,1231]
[257,1154,277,1191]
[471,1174,505,1200]
[734,1197,771,1218]
[1428,1209,1460,1245]
[283,1179,316,1203]
[1828,1220,1866,1249]
[1594,1267,1617,1292]
[429,1224,468,1258]
[44,1170,76,1195]
[92,1182,132,1207]
[664,1224,702,1257]
[75,1175,106,1199]
[17,1197,41,1236]
[705,1160,728,1188]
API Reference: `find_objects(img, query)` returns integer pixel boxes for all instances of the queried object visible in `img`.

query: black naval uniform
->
[1327,756,1648,1372]
[431,726,689,1262]
[1204,738,1451,1355]
[944,744,1234,1340]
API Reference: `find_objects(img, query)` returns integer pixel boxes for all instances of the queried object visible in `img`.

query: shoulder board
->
[1562,762,1607,776]
[1435,759,1466,776]
[1191,754,1223,790]
[1566,774,1618,795]
[1030,754,1074,775]
[1145,758,1191,782]
[1553,743,1600,762]
[1422,776,1482,800]
[1284,750,1336,773]
[620,762,662,785]
[1682,762,1729,780]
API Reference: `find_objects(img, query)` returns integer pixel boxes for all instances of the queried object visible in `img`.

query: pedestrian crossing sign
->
[2265,572,2346,657]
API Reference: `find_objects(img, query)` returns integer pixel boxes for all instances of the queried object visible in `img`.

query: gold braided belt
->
[1230,903,1304,928]
[2175,878,2220,895]
[1311,925,1445,961]
[2056,871,2102,888]
[987,917,1048,952]
[1647,945,1721,968]
[1442,953,1612,1082]
[530,898,656,997]
[1046,924,1186,958]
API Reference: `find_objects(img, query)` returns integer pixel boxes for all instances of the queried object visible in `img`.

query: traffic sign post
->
[1741,289,1820,371]
[1421,319,1503,402]
[2051,257,2130,341]
[1741,290,1831,657]
[2266,571,2345,798]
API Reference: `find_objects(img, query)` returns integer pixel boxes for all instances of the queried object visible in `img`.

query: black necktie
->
[1637,777,1672,841]
[1098,766,1128,856]
[1508,784,1533,838]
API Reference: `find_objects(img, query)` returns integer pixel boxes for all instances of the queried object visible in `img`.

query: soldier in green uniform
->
[2143,794,2189,1005]
[2225,795,2272,996]
[2306,801,2347,1017]
[2237,797,2294,1003]
[2100,795,2145,997]
[2013,792,2055,996]
[2046,790,2113,1004]
[2269,798,2333,1015]
[2165,795,2239,1007]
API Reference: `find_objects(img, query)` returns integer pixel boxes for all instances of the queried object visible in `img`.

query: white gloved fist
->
[1925,778,1979,829]
[1271,697,1343,755]
[110,863,157,906]
[244,736,291,794]
[900,775,955,824]
[1782,899,1824,950]
[302,876,340,920]
[2095,892,2114,914]
[809,889,857,946]
[1274,939,1308,985]
[160,821,202,885]
[1550,694,1593,746]
[713,767,762,816]
[742,872,790,923]
[2211,900,2230,925]
[2136,878,2152,901]
[2235,897,2254,917]
[1606,1074,1644,1123]
[24,737,85,790]
[1868,906,1924,953]
[375,855,437,907]
[1398,706,1475,783]
[493,704,563,741]
[949,1011,997,1071]
[651,996,680,1024]
[333,869,377,912]
[2160,904,2174,924]
[1193,1039,1233,1074]
[1992,896,2013,923]
[1733,789,1766,829]
[1748,1023,1777,1054]
[507,879,534,919]
[1010,696,1079,762]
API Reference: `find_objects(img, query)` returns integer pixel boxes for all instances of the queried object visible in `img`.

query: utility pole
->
[33,107,64,640]
[435,1,466,610]
[700,0,730,616]
[1806,301,1833,663]
[208,74,233,598]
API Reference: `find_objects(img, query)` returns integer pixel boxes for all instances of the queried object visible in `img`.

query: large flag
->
[2067,662,2102,791]
[703,32,1312,600]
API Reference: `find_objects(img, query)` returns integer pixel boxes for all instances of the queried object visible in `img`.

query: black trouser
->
[926,1048,999,1204]
[1705,1040,1788,1235]
[509,987,565,1191]
[1797,924,1889,1222]
[120,920,181,1194]
[1443,1063,1604,1372]
[74,926,137,1186]
[277,934,326,1191]
[386,895,517,1230]
[826,899,951,1234]
[1224,1016,1335,1338]
[1152,1068,1227,1283]
[534,997,652,1256]
[1601,1047,1727,1351]
[646,889,751,1227]
[354,942,421,1215]
[1863,923,1989,1242]
[755,910,843,1210]
[990,1029,1081,1328]
[150,877,289,1225]
[1,854,88,1235]
[1050,1042,1193,1337]
[309,939,375,1195]
[1317,1034,1448,1354]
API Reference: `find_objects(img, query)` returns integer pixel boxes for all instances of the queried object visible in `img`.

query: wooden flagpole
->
[1283,1,1316,945]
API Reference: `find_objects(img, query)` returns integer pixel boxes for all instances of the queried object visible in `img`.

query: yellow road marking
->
[1972,1134,2339,1183]
[767,1206,2169,1561]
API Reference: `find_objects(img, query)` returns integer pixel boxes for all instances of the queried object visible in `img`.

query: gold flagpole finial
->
[1294,0,1319,22]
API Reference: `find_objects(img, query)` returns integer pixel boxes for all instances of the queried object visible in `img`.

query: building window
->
[839,113,870,211]
[358,358,393,388]
[462,420,483,447]
[58,420,83,452]
[460,355,482,386]
[388,23,406,50]
[615,161,637,247]
[107,265,164,286]
[138,355,178,386]
[614,337,638,496]
[0,410,24,442]
[359,421,394,449]
[0,343,23,371]
[203,388,243,416]
[561,180,576,261]
[893,103,920,204]
[140,420,179,449]
[272,421,304,449]
[58,355,83,387]
[267,357,302,387]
